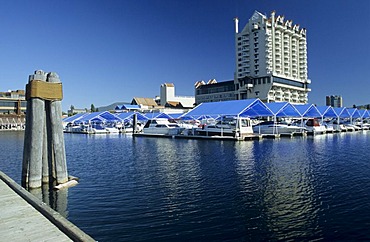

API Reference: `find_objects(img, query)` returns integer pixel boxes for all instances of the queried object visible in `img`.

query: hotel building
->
[234,11,311,103]
[194,79,235,105]
[326,95,343,107]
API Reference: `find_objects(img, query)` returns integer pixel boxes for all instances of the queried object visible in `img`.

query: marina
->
[60,99,370,142]
[0,1,369,240]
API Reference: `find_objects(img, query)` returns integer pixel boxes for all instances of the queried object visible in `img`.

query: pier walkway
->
[0,171,94,242]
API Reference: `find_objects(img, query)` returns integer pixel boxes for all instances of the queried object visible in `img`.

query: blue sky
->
[1,0,369,111]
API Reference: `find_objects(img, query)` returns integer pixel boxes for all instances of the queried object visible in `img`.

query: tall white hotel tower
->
[234,11,311,103]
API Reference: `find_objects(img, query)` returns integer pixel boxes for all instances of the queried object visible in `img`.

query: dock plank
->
[0,179,73,242]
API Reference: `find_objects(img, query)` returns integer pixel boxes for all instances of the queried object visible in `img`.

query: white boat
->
[64,123,88,133]
[253,121,306,135]
[121,121,144,134]
[142,118,183,135]
[323,123,335,133]
[194,116,253,137]
[88,123,109,134]
[305,118,326,135]
[343,121,361,131]
[105,122,120,133]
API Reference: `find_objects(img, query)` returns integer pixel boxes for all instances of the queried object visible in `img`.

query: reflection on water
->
[259,138,320,240]
[1,132,370,241]
[29,184,69,218]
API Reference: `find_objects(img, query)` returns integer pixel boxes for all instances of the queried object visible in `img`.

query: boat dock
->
[134,133,262,141]
[0,171,94,242]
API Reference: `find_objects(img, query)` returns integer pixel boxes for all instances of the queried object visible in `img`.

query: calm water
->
[1,131,370,241]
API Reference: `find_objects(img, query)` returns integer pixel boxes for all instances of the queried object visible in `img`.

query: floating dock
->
[0,171,94,242]
[133,133,261,141]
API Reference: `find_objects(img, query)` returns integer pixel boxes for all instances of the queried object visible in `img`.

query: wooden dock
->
[0,171,94,242]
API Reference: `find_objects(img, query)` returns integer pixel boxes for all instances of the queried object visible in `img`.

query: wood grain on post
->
[47,72,68,184]
[22,70,47,189]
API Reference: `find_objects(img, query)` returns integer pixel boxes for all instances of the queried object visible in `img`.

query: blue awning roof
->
[316,106,338,118]
[168,113,183,119]
[293,104,321,117]
[115,104,140,110]
[145,112,173,119]
[359,109,370,118]
[75,111,121,123]
[265,102,300,117]
[115,112,148,121]
[347,108,361,118]
[63,113,88,122]
[181,99,273,118]
[333,107,351,118]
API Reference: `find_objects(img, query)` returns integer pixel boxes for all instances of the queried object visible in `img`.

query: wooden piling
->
[47,72,68,184]
[22,70,69,189]
[133,113,138,133]
[22,70,47,189]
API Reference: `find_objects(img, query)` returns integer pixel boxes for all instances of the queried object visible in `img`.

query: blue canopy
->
[181,99,272,118]
[167,113,183,119]
[63,113,88,123]
[316,106,338,118]
[145,112,173,119]
[75,111,121,123]
[294,104,321,117]
[115,112,148,122]
[333,107,351,118]
[347,108,361,118]
[115,105,124,110]
[265,102,300,117]
[359,109,370,118]
[115,104,140,111]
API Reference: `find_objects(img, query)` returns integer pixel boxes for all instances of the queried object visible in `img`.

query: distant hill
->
[98,101,131,112]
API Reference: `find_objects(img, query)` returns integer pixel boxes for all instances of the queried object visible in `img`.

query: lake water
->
[1,131,370,241]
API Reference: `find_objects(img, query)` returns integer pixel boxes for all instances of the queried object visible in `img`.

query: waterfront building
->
[131,97,159,110]
[234,11,311,104]
[160,83,195,108]
[67,107,87,116]
[194,79,235,105]
[0,90,26,130]
[326,95,343,107]
[0,90,26,115]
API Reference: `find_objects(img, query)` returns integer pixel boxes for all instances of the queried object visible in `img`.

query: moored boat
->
[142,118,183,135]
[253,120,306,135]
[194,116,253,138]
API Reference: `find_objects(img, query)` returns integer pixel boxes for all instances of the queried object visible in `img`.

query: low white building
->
[160,83,195,108]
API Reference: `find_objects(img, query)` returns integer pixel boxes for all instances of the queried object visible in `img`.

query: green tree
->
[90,104,96,112]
